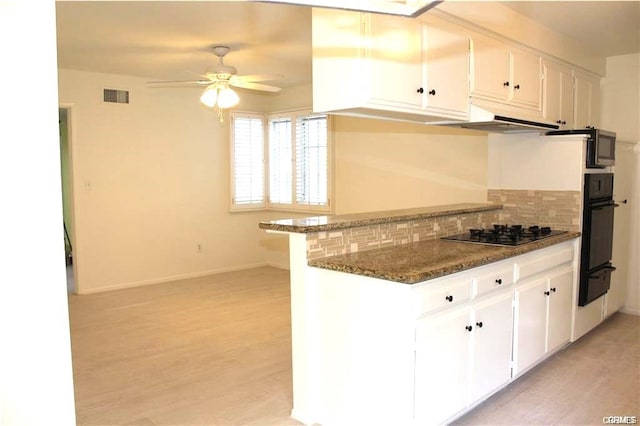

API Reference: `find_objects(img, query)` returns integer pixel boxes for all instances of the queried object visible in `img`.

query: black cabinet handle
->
[417,87,424,94]
[514,84,521,90]
[562,120,567,125]
[476,321,483,328]
[556,120,562,124]
[495,278,502,285]
[551,287,557,293]
[544,290,551,296]
[445,295,454,302]
[428,89,436,95]
[503,81,510,87]
[465,325,473,332]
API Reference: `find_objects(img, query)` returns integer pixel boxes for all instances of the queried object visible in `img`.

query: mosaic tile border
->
[306,210,501,260]
[487,189,581,232]
[305,189,581,260]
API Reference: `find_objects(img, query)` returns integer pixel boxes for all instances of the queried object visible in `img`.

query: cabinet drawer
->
[414,279,472,316]
[516,245,574,282]
[474,264,516,297]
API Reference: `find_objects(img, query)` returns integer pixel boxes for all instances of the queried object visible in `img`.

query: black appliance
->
[547,128,616,168]
[579,173,618,306]
[441,225,567,247]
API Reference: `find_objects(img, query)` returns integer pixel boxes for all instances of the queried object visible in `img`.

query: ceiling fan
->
[148,45,282,115]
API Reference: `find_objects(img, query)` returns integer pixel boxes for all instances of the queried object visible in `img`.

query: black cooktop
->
[441,225,568,247]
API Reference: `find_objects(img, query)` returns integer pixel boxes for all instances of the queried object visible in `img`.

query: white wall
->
[334,117,488,214]
[58,69,302,293]
[601,54,640,143]
[0,0,76,423]
[601,53,640,315]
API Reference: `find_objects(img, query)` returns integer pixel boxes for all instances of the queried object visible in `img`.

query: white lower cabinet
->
[415,306,470,425]
[415,291,513,424]
[469,292,514,402]
[514,277,548,374]
[305,241,577,425]
[547,267,573,352]
[514,266,574,376]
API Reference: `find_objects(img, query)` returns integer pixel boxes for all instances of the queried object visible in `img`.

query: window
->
[231,110,331,212]
[230,113,265,209]
[295,114,328,207]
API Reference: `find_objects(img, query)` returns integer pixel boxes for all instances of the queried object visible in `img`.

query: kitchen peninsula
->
[260,204,580,425]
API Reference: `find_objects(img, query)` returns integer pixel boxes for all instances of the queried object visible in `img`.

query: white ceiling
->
[56,1,640,90]
[502,1,640,58]
[55,1,313,88]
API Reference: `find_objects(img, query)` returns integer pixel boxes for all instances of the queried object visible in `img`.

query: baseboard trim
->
[266,261,290,270]
[620,307,640,316]
[77,262,273,294]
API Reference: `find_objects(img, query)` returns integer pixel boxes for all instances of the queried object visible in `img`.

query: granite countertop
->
[308,231,581,284]
[258,203,502,233]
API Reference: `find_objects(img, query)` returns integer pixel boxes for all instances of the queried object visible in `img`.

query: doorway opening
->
[59,106,77,294]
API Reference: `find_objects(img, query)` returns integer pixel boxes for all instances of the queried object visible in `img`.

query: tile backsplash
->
[306,210,501,260]
[487,189,581,232]
[305,190,581,260]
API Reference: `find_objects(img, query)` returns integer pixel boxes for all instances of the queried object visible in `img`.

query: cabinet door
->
[543,61,562,126]
[423,25,469,114]
[469,291,514,403]
[470,35,510,102]
[547,267,573,352]
[544,61,574,129]
[312,8,366,113]
[415,307,470,425]
[559,67,575,129]
[514,277,548,375]
[368,13,423,110]
[574,72,601,129]
[510,47,542,110]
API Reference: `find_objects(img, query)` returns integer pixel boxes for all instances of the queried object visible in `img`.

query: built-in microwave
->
[547,128,616,168]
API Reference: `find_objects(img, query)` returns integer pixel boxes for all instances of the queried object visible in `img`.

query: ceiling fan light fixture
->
[200,86,218,108]
[217,87,240,109]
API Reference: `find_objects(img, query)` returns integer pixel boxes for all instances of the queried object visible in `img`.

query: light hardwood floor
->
[69,266,639,425]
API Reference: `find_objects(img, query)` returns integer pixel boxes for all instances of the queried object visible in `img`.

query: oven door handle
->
[589,265,617,279]
[591,203,619,210]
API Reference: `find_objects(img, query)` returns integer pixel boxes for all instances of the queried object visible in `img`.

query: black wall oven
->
[579,173,617,306]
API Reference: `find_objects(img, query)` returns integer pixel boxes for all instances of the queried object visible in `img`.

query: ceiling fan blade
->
[147,79,211,87]
[231,74,284,83]
[231,81,282,93]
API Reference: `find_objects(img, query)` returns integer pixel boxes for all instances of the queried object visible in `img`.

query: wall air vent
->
[103,89,129,104]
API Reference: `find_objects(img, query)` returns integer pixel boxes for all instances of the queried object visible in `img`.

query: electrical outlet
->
[196,243,202,253]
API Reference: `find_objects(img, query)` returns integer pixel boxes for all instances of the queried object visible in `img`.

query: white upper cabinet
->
[422,25,470,115]
[367,13,424,111]
[469,35,510,102]
[574,71,601,129]
[470,34,542,112]
[543,60,574,129]
[312,9,469,122]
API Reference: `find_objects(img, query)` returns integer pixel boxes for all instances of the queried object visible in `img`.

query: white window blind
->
[295,114,328,206]
[230,110,330,213]
[269,117,293,204]
[231,113,265,208]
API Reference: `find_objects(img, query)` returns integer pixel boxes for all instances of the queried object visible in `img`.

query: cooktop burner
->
[441,224,568,247]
